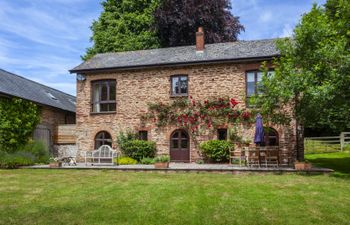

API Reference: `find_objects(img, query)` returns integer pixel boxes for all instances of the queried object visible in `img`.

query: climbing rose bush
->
[142,96,254,136]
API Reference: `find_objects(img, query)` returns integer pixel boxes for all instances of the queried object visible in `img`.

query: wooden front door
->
[170,130,190,162]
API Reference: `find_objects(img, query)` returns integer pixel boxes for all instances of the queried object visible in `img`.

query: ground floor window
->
[217,129,227,140]
[95,131,112,149]
[139,130,148,141]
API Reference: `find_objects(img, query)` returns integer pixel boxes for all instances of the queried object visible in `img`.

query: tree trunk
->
[294,92,304,161]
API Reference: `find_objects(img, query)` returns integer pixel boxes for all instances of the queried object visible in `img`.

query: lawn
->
[305,151,350,178]
[0,153,350,225]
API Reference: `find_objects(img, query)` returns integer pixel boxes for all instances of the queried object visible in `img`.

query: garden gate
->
[32,124,52,154]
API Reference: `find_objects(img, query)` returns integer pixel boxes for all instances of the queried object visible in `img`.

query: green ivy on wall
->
[0,98,40,153]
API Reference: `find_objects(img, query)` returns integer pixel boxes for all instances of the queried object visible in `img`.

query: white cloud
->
[259,11,272,23]
[279,24,294,38]
[231,0,327,40]
[0,1,97,52]
[0,0,101,95]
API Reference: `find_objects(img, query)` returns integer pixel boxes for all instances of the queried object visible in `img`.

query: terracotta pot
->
[49,162,62,168]
[154,162,169,169]
[294,162,312,170]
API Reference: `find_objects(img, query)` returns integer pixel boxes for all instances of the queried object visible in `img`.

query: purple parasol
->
[254,113,264,144]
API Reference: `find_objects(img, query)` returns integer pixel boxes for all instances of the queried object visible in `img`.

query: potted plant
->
[228,129,242,147]
[154,155,170,169]
[242,138,251,147]
[49,158,62,168]
[294,160,312,170]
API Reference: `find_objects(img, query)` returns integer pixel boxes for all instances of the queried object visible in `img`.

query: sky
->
[0,0,327,96]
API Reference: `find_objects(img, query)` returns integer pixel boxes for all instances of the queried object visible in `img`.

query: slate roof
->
[71,39,280,73]
[0,69,76,112]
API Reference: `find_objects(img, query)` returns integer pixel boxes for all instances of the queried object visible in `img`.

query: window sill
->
[90,111,117,115]
[170,95,188,98]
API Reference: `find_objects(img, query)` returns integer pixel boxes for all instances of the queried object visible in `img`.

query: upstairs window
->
[171,75,188,96]
[246,70,274,105]
[91,80,116,113]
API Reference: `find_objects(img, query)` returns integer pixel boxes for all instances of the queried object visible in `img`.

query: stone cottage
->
[0,69,76,155]
[71,28,300,164]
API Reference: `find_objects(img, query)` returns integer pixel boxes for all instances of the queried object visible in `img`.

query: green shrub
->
[154,155,170,163]
[0,151,35,169]
[21,140,49,163]
[195,159,204,164]
[116,130,157,161]
[120,140,156,162]
[140,157,155,164]
[117,130,138,150]
[115,157,138,165]
[199,140,233,162]
[343,144,350,151]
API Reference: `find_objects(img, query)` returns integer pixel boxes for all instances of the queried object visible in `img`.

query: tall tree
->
[83,0,161,61]
[254,1,350,159]
[154,0,244,47]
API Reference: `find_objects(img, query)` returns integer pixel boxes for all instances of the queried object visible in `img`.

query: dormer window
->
[91,80,116,113]
[171,75,188,96]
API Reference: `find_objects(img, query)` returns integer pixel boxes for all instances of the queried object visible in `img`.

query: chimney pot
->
[196,27,205,51]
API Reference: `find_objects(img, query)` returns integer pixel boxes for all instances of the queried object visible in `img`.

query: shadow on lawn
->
[306,155,350,179]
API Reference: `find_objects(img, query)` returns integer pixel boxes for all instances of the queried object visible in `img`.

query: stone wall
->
[76,62,297,163]
[40,106,66,136]
[54,144,78,158]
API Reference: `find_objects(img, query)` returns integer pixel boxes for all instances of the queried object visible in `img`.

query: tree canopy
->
[154,0,244,47]
[83,0,244,60]
[254,0,350,134]
[82,0,161,61]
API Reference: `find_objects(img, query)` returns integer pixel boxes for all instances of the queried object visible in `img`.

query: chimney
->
[196,27,205,52]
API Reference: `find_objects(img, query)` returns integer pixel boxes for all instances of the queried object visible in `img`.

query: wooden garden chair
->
[246,148,260,167]
[229,149,245,167]
[265,146,279,167]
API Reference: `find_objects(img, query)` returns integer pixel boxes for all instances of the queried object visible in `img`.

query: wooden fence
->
[304,132,350,153]
[340,132,350,151]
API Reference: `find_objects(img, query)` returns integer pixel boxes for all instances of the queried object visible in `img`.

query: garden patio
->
[28,161,333,174]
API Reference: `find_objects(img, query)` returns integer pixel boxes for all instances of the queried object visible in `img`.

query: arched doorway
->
[95,131,112,149]
[263,127,279,146]
[170,129,190,162]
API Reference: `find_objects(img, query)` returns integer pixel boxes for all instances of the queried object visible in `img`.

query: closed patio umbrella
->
[254,113,264,145]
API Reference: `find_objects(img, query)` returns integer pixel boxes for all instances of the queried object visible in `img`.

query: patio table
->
[243,146,280,167]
